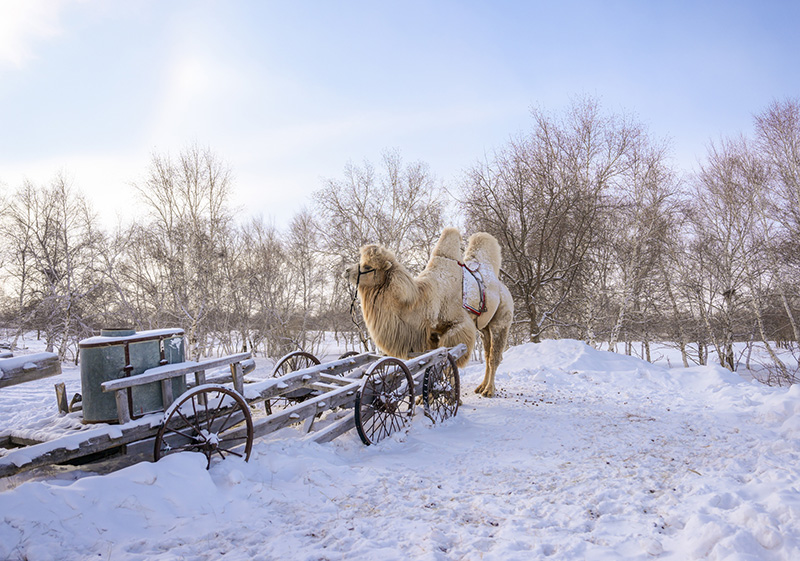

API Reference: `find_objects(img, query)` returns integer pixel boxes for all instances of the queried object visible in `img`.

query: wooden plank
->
[242,353,377,404]
[448,343,468,363]
[7,434,45,447]
[308,414,357,444]
[0,418,161,478]
[244,379,361,441]
[241,358,256,375]
[101,353,251,392]
[311,381,351,392]
[0,353,61,389]
[318,373,363,385]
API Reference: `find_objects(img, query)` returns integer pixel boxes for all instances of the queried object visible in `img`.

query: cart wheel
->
[355,357,415,445]
[422,353,460,422]
[154,385,253,469]
[267,350,321,412]
[271,350,321,377]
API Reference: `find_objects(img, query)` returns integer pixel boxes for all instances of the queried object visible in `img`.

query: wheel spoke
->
[216,443,239,459]
[155,386,254,467]
[206,391,227,429]
[163,424,196,441]
[355,358,414,445]
[423,355,459,423]
[176,408,203,436]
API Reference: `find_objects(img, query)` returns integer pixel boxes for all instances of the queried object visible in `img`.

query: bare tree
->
[1,175,103,359]
[688,137,783,372]
[755,99,800,347]
[314,148,446,349]
[239,216,295,358]
[461,97,644,342]
[132,144,234,359]
[606,140,681,355]
[314,149,445,266]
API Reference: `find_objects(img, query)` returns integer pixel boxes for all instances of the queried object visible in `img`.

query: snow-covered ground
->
[1,337,800,560]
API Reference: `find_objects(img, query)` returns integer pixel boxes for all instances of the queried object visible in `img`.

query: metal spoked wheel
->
[154,385,253,469]
[266,350,321,413]
[422,353,460,422]
[272,350,321,377]
[355,357,415,445]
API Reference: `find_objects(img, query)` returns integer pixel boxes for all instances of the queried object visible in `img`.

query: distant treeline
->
[1,97,798,385]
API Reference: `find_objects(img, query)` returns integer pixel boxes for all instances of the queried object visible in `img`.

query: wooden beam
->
[0,418,161,478]
[101,352,251,393]
[0,353,61,389]
[246,379,361,440]
[309,414,357,444]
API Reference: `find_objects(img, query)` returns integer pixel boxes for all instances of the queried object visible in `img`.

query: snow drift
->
[1,339,799,560]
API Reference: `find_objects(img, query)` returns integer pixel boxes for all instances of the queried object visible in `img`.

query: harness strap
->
[349,266,375,317]
[459,261,486,315]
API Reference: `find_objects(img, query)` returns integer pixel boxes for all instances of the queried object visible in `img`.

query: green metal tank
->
[79,328,186,423]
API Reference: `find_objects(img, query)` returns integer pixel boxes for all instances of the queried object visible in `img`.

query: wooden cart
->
[0,344,464,478]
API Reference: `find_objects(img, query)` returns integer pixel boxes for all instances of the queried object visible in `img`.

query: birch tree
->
[461,97,644,342]
[314,149,445,350]
[133,144,234,359]
[755,99,800,347]
[1,176,103,359]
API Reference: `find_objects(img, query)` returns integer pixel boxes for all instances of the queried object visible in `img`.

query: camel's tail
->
[464,232,502,277]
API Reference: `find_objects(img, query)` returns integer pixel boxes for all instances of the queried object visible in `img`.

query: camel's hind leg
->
[475,328,492,395]
[475,321,510,397]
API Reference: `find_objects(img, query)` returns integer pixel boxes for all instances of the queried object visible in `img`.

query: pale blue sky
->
[1,0,798,227]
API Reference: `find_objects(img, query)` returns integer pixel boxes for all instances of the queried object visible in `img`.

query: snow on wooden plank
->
[245,379,363,441]
[101,353,251,392]
[243,352,378,403]
[0,352,61,389]
[0,414,161,478]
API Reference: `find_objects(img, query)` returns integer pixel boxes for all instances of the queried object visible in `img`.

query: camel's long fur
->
[345,228,514,397]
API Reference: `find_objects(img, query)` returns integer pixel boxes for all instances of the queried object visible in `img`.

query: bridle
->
[350,265,376,317]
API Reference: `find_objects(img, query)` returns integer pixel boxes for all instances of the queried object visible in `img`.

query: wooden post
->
[55,382,69,414]
[231,362,244,395]
[160,379,174,408]
[115,390,131,424]
[195,370,206,405]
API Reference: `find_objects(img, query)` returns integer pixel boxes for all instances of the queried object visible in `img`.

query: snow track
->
[1,339,799,560]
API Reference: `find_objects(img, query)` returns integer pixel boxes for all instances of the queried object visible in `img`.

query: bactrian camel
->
[345,227,513,397]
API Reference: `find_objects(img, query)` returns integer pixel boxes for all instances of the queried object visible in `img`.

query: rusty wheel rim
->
[355,357,415,445]
[271,351,320,377]
[270,351,321,408]
[423,354,460,423]
[155,386,253,468]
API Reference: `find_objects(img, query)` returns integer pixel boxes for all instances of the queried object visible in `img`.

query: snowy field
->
[1,337,800,560]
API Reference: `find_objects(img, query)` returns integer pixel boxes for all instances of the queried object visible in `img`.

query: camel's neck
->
[359,266,420,315]
[358,267,428,358]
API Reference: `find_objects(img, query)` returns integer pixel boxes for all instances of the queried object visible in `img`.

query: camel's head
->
[344,244,395,290]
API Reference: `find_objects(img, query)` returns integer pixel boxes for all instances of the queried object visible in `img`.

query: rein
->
[349,266,375,317]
